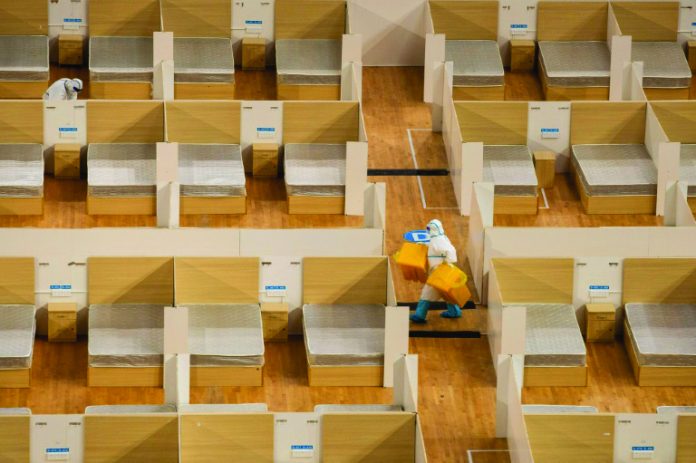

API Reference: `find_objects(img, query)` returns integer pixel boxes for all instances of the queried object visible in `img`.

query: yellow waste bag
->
[427,263,471,307]
[394,242,428,283]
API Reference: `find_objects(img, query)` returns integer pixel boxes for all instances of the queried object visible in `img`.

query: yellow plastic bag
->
[394,242,428,283]
[427,263,471,307]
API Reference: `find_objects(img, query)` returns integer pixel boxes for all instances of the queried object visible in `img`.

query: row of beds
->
[0,304,387,379]
[0,143,349,209]
[524,303,696,377]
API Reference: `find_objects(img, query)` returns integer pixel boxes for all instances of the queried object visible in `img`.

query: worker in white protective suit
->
[43,78,83,101]
[410,219,462,324]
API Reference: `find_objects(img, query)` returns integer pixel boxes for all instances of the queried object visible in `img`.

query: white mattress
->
[188,305,265,367]
[625,303,696,367]
[538,41,610,87]
[89,37,153,82]
[0,408,31,415]
[483,145,537,196]
[179,403,269,413]
[0,144,44,198]
[303,304,385,367]
[88,305,164,367]
[315,404,403,413]
[276,39,341,85]
[85,405,177,414]
[179,144,246,197]
[632,41,692,89]
[680,144,696,196]
[174,38,235,84]
[572,144,657,196]
[657,406,696,414]
[522,405,598,414]
[284,143,346,197]
[0,35,49,82]
[525,304,586,367]
[87,144,157,197]
[445,40,504,87]
[0,305,36,369]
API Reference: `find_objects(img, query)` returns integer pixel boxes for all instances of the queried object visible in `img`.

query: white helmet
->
[64,78,83,94]
[426,219,444,238]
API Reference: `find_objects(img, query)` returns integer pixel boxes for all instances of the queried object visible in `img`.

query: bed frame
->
[622,258,696,387]
[430,0,504,100]
[494,195,538,215]
[537,1,610,101]
[175,257,263,387]
[87,257,175,387]
[275,0,345,100]
[302,257,389,387]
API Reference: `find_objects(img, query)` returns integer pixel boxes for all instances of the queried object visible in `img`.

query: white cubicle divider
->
[656,141,681,216]
[459,142,484,217]
[383,307,410,387]
[672,182,696,227]
[504,357,533,463]
[526,102,571,172]
[498,0,536,65]
[364,182,387,230]
[31,414,85,463]
[345,141,369,215]
[153,32,174,101]
[156,142,179,228]
[393,355,419,413]
[629,61,647,101]
[43,100,87,173]
[341,34,363,101]
[467,182,494,299]
[240,101,283,173]
[607,2,632,101]
[163,306,190,407]
[424,33,446,130]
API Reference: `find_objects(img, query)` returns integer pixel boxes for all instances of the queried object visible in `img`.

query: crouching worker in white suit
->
[410,219,462,324]
[44,78,83,101]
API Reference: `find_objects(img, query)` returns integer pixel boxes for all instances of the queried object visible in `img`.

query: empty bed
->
[0,36,49,82]
[632,42,691,98]
[179,144,246,215]
[571,144,657,214]
[276,39,341,100]
[0,144,44,216]
[538,41,610,100]
[445,40,504,99]
[87,143,156,215]
[524,304,587,387]
[173,38,235,99]
[285,143,346,215]
[89,37,153,99]
[483,145,538,214]
[0,305,36,370]
[188,304,264,368]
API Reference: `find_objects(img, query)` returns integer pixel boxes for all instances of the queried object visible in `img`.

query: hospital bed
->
[89,37,154,100]
[0,35,49,99]
[284,143,346,215]
[483,145,538,215]
[0,144,44,216]
[174,38,235,99]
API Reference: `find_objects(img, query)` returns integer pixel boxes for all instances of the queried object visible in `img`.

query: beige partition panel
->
[611,2,679,42]
[0,258,35,305]
[321,413,416,463]
[0,415,30,463]
[87,101,165,143]
[678,415,696,463]
[0,0,47,35]
[525,414,615,463]
[84,414,179,463]
[455,102,528,145]
[88,257,175,305]
[174,257,260,304]
[651,101,696,143]
[303,257,388,305]
[570,102,646,145]
[165,101,241,143]
[429,1,498,40]
[623,258,696,304]
[491,258,574,304]
[0,101,43,144]
[283,102,359,143]
[89,0,161,36]
[180,414,274,463]
[275,0,346,39]
[537,2,608,41]
[161,0,231,37]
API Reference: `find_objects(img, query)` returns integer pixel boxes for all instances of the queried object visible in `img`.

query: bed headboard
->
[303,257,388,305]
[87,101,165,144]
[650,101,696,144]
[321,413,416,461]
[0,258,34,305]
[275,0,346,40]
[283,102,360,144]
[570,102,646,145]
[0,415,30,461]
[180,414,274,462]
[174,257,260,305]
[429,1,498,40]
[165,101,241,144]
[89,0,161,37]
[88,257,175,305]
[492,258,574,304]
[525,414,615,463]
[455,102,528,145]
[0,0,47,35]
[84,414,179,463]
[0,102,43,144]
[537,1,608,41]
[611,1,679,42]
[161,0,231,38]
[623,258,696,304]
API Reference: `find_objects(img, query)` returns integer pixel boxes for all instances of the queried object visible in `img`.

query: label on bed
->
[540,128,560,139]
[510,24,528,36]
[265,285,287,297]
[290,445,314,458]
[63,18,82,30]
[257,127,276,139]
[59,127,78,139]
[45,448,70,460]
[50,284,72,297]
